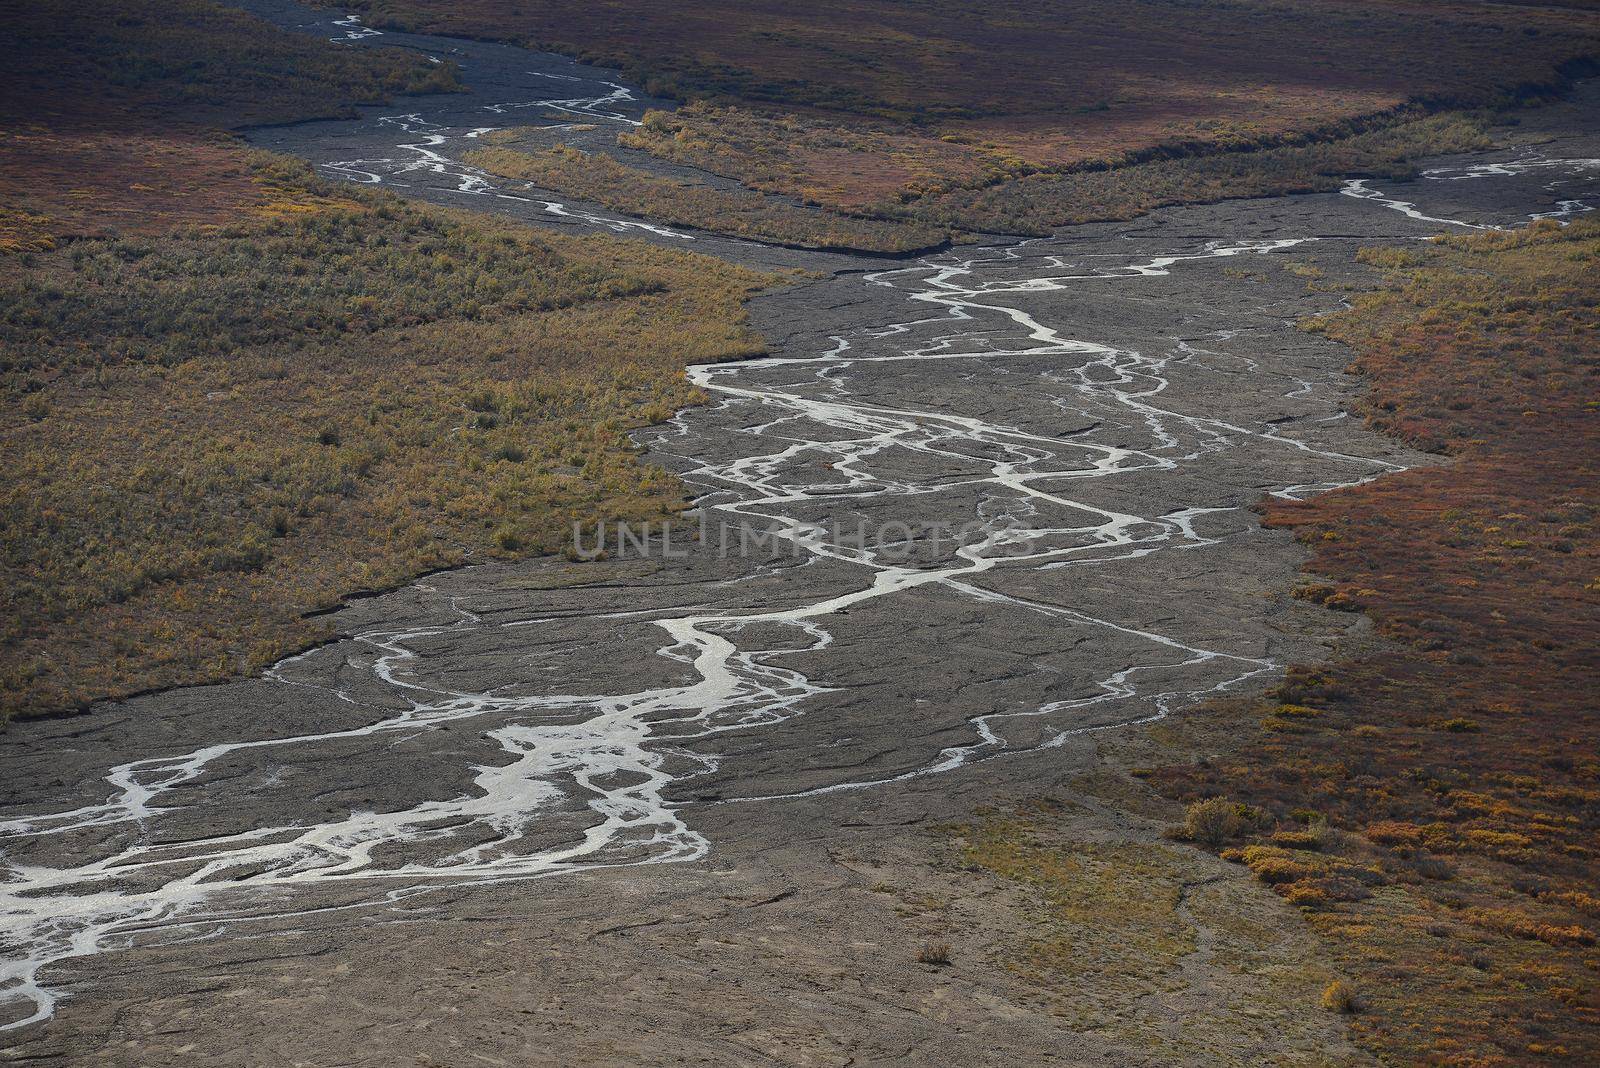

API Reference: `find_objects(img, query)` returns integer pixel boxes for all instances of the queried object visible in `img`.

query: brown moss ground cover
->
[464,138,943,252]
[336,0,1600,226]
[0,155,775,722]
[1154,219,1600,1064]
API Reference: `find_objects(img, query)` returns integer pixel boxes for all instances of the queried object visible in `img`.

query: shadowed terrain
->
[333,0,1600,223]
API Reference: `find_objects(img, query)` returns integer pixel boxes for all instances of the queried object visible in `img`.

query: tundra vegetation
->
[465,137,945,252]
[0,4,777,722]
[1153,218,1600,1065]
[622,106,1501,236]
[0,156,773,723]
[335,0,1600,233]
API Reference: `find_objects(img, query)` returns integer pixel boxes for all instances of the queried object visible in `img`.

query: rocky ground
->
[3,6,1598,1064]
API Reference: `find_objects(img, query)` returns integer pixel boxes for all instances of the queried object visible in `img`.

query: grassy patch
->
[614,101,1010,214]
[0,156,777,723]
[1155,219,1600,1065]
[953,807,1350,1056]
[957,811,1195,1029]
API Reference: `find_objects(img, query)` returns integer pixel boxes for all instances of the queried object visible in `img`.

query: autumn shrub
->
[1321,980,1359,1014]
[1180,797,1263,846]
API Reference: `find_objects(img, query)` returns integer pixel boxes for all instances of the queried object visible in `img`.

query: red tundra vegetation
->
[1157,218,1600,1064]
